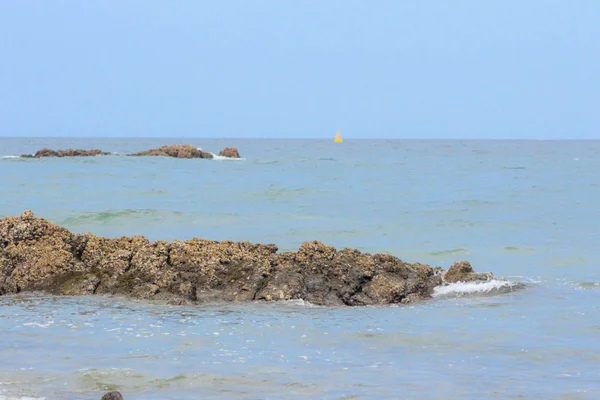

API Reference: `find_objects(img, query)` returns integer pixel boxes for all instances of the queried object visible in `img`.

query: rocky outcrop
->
[218,147,241,158]
[0,211,497,306]
[128,144,213,159]
[21,148,110,158]
[17,144,243,160]
[443,261,493,283]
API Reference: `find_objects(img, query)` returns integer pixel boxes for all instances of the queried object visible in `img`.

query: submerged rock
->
[21,148,110,158]
[100,392,124,400]
[0,211,496,306]
[128,144,213,159]
[218,147,241,158]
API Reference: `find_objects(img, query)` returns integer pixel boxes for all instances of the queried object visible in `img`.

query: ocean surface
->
[0,138,599,400]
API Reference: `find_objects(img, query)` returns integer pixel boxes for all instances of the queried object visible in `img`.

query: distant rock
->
[0,211,502,307]
[128,144,213,159]
[100,391,124,400]
[218,147,241,158]
[21,148,110,158]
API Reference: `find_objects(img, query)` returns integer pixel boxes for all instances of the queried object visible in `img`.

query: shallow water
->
[1,138,599,399]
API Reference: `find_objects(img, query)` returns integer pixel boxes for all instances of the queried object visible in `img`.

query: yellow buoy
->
[334,130,343,143]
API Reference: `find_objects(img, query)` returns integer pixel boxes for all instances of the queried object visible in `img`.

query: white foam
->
[1,155,20,159]
[0,389,45,400]
[209,152,246,161]
[504,275,542,284]
[22,321,54,328]
[280,299,318,307]
[432,279,516,297]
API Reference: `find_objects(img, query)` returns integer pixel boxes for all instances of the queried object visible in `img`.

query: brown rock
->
[101,391,124,400]
[129,144,213,159]
[21,148,110,158]
[0,211,498,306]
[218,147,241,158]
[444,261,494,283]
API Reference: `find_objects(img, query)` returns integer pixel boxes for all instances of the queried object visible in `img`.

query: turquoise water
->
[1,138,599,399]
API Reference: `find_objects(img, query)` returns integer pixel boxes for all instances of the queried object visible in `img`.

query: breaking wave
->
[209,152,246,161]
[0,388,45,400]
[433,279,527,298]
[279,299,320,308]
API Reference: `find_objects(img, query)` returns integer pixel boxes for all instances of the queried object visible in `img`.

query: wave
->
[1,155,21,159]
[69,368,323,396]
[503,246,537,253]
[196,147,246,161]
[0,388,45,400]
[278,299,320,308]
[209,152,246,161]
[575,282,600,290]
[428,248,471,256]
[248,186,324,201]
[60,209,184,225]
[432,279,526,298]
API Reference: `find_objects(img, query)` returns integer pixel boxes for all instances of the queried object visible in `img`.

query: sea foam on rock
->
[0,211,498,306]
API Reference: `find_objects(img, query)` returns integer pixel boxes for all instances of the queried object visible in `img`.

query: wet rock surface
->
[128,144,214,158]
[21,148,111,158]
[218,146,241,158]
[100,392,124,400]
[0,211,496,306]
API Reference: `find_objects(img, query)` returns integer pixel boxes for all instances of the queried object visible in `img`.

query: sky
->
[0,0,598,139]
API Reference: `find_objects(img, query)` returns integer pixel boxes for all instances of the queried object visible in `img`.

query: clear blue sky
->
[1,0,598,139]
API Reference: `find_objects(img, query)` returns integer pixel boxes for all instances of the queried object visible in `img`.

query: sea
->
[0,137,598,400]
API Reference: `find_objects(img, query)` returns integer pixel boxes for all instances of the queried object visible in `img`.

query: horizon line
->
[1,136,598,141]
